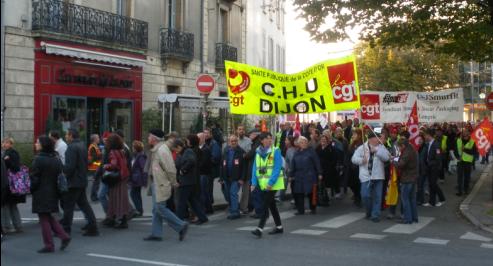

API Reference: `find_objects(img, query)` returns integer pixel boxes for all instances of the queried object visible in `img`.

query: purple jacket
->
[129,152,147,187]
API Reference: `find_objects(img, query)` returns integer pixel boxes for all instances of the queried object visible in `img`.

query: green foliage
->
[294,0,493,61]
[16,143,35,168]
[141,108,163,142]
[355,42,460,91]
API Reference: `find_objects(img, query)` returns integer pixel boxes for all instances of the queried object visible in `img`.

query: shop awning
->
[40,41,147,67]
[158,94,230,110]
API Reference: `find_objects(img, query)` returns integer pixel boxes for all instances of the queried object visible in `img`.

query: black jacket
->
[198,145,212,175]
[424,139,442,172]
[245,139,261,182]
[1,157,8,206]
[64,139,88,188]
[176,148,199,186]
[30,152,63,213]
[220,146,246,182]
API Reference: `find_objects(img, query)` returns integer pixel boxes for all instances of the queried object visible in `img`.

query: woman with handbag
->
[103,134,131,229]
[1,137,25,234]
[129,140,147,217]
[30,135,71,253]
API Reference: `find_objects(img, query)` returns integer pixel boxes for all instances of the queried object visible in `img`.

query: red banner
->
[406,101,420,151]
[472,118,493,157]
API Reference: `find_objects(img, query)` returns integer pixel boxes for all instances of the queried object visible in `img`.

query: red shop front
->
[34,40,145,144]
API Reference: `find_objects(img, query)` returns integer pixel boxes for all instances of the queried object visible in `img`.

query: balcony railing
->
[215,43,237,69]
[32,0,148,50]
[160,28,194,63]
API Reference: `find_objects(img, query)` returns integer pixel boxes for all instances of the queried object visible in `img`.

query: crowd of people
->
[1,117,491,251]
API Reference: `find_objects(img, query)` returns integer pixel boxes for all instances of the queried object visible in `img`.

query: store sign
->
[55,68,134,89]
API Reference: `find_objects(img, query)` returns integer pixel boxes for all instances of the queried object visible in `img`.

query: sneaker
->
[268,227,284,235]
[422,203,431,207]
[435,201,444,207]
[251,228,262,238]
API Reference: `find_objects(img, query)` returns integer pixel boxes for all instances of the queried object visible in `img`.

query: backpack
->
[7,165,30,195]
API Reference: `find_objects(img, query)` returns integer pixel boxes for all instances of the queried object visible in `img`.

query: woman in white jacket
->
[351,132,390,222]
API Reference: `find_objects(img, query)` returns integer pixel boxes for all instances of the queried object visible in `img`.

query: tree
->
[355,42,460,91]
[294,0,493,62]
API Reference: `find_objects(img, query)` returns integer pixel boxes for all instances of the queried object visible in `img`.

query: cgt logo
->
[328,62,358,104]
[360,94,380,119]
[227,69,250,95]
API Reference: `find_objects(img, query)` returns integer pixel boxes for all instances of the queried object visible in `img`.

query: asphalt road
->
[2,163,492,266]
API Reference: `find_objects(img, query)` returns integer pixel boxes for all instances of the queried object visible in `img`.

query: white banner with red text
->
[359,88,464,123]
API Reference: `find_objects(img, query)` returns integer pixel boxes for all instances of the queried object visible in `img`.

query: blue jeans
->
[360,180,383,219]
[130,186,143,214]
[151,184,186,237]
[400,183,418,223]
[224,180,240,216]
[200,175,213,212]
[98,183,109,214]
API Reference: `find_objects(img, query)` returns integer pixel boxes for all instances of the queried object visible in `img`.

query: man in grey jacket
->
[351,132,390,222]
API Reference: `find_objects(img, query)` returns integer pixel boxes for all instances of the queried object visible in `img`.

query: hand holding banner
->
[225,55,360,115]
[472,118,493,157]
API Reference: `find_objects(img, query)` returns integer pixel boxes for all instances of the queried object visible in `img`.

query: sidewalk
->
[460,162,493,234]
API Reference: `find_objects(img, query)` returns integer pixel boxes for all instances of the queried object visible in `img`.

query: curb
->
[459,162,493,234]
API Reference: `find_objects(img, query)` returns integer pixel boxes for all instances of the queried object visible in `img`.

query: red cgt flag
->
[471,117,493,157]
[406,101,420,151]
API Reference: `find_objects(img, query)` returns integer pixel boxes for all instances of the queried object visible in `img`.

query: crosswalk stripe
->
[311,212,365,229]
[350,233,386,240]
[291,229,328,236]
[459,232,492,242]
[236,226,272,231]
[244,211,296,224]
[413,237,449,245]
[480,243,493,249]
[383,217,434,234]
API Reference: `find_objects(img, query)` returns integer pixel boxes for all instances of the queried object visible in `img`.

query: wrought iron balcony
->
[160,28,194,65]
[215,43,237,69]
[32,0,148,50]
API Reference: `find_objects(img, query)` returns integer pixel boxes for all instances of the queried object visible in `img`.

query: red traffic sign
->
[196,74,215,94]
[487,92,493,111]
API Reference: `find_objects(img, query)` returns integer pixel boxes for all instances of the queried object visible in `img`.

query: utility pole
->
[470,61,475,122]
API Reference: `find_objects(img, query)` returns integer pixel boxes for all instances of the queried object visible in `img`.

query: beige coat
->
[147,141,177,203]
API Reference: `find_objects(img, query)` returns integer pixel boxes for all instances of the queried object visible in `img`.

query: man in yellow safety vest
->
[454,130,476,196]
[250,132,284,238]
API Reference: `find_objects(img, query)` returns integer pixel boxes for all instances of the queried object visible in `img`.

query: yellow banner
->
[225,55,360,115]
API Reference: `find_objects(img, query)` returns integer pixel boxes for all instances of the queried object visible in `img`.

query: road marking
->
[236,226,272,231]
[413,237,449,245]
[459,232,492,242]
[383,217,434,234]
[311,212,365,229]
[22,217,85,222]
[190,224,217,229]
[291,229,328,236]
[87,253,189,266]
[480,243,493,249]
[350,233,386,240]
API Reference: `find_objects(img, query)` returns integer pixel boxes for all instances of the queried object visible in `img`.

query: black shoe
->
[37,247,54,253]
[179,223,189,241]
[81,224,89,231]
[195,219,208,225]
[251,229,262,238]
[310,210,317,215]
[456,192,463,196]
[143,235,163,241]
[250,214,261,219]
[268,228,284,235]
[114,217,128,229]
[371,217,380,223]
[82,228,100,237]
[294,212,305,216]
[60,238,71,251]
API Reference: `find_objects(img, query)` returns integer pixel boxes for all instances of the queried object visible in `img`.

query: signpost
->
[196,74,216,130]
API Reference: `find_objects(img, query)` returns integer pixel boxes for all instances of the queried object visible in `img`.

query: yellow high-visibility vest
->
[255,147,285,191]
[457,139,475,163]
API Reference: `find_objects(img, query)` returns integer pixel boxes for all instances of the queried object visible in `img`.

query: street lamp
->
[479,92,486,99]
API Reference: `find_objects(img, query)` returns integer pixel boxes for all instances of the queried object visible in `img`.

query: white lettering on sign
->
[361,103,380,117]
[332,81,357,102]
[475,128,491,151]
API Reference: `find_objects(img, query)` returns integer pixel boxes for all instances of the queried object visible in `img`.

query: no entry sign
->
[196,74,215,94]
[487,92,493,111]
